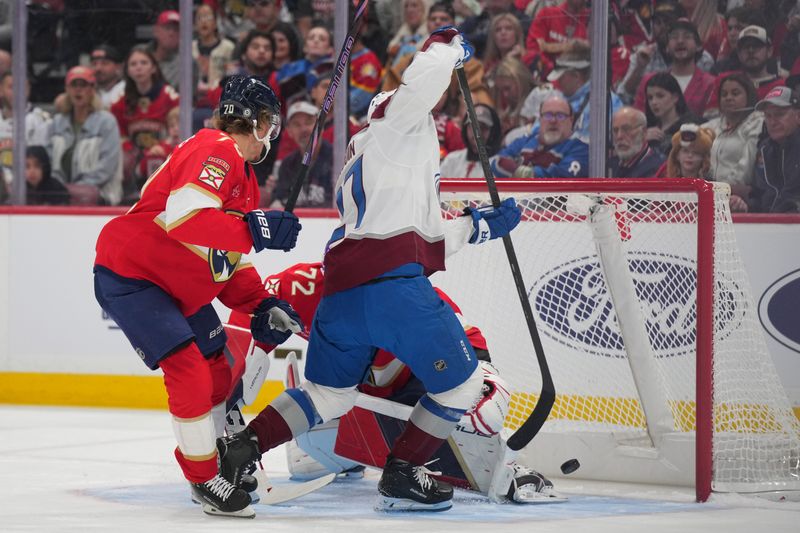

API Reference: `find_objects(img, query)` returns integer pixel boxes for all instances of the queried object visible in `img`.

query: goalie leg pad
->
[289,419,361,479]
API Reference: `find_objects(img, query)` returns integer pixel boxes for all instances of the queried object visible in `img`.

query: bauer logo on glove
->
[245,209,302,253]
[464,197,522,245]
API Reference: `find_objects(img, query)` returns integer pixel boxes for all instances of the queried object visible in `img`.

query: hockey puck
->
[560,458,580,475]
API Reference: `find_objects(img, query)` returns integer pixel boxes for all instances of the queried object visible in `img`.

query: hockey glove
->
[465,197,521,244]
[250,297,304,345]
[245,209,302,252]
[422,26,474,67]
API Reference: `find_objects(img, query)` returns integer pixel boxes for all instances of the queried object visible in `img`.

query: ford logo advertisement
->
[759,269,800,354]
[533,253,743,358]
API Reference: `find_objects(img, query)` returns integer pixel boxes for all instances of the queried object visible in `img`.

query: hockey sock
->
[160,343,218,483]
[248,389,317,453]
[208,351,233,407]
[391,395,465,465]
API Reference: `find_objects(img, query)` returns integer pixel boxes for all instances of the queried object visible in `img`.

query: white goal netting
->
[432,179,800,498]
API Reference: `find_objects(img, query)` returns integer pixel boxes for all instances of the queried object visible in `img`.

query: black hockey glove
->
[245,209,302,252]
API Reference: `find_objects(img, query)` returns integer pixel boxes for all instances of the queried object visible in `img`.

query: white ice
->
[1,405,798,533]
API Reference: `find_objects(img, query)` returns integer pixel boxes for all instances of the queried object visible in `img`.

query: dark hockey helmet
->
[219,75,282,140]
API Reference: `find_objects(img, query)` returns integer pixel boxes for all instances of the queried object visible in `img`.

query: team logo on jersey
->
[198,157,231,190]
[265,277,281,295]
[532,253,744,358]
[209,249,242,283]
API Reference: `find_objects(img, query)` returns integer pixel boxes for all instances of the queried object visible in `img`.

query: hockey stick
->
[284,0,369,212]
[455,68,555,451]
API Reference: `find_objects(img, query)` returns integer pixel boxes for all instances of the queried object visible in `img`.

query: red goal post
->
[435,178,800,502]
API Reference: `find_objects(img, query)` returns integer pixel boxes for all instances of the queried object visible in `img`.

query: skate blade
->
[200,502,256,518]
[374,496,452,512]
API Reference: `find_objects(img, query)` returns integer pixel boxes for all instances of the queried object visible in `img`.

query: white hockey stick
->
[253,470,336,505]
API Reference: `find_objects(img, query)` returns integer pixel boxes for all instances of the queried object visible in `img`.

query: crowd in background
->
[0,0,798,213]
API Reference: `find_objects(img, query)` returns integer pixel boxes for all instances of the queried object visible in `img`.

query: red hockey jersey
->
[94,128,267,316]
[225,261,488,397]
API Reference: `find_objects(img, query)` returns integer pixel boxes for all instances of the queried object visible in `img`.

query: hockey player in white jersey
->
[217,26,522,513]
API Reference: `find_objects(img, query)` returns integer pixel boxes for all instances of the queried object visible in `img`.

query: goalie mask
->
[219,75,282,162]
[464,362,511,436]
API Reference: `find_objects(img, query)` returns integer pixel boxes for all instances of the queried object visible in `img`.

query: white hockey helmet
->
[367,89,396,123]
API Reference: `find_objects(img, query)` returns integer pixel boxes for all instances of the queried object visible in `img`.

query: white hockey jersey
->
[323,36,468,295]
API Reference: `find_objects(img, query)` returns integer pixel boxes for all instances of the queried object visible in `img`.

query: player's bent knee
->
[428,364,483,411]
[301,381,358,422]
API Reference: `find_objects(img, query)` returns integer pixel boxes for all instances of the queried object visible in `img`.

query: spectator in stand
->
[459,0,531,59]
[193,3,236,108]
[661,123,715,178]
[634,18,716,118]
[440,103,502,178]
[679,0,727,59]
[608,10,633,93]
[236,0,281,41]
[618,2,714,104]
[523,0,589,79]
[111,45,179,204]
[277,24,334,106]
[712,6,767,73]
[0,49,10,77]
[708,25,785,118]
[491,94,588,178]
[90,45,125,111]
[702,72,764,209]
[271,100,333,208]
[348,36,383,120]
[779,4,800,76]
[24,146,69,206]
[492,56,535,137]
[51,66,122,206]
[618,0,656,51]
[506,82,561,145]
[609,106,666,178]
[547,48,623,144]
[747,86,800,212]
[482,13,525,89]
[381,2,493,125]
[643,72,699,156]
[736,26,785,98]
[270,22,302,71]
[384,0,430,70]
[0,72,52,192]
[149,10,198,92]
[229,30,279,87]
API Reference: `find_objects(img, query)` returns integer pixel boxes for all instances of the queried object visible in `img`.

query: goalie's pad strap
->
[172,412,216,459]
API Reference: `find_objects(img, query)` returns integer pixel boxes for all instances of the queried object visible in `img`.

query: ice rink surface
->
[1,405,798,533]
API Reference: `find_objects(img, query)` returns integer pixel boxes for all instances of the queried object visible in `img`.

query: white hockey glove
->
[507,463,566,503]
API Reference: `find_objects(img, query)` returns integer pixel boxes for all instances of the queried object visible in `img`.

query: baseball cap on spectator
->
[668,17,701,43]
[90,44,122,63]
[465,104,494,128]
[546,53,591,82]
[287,100,318,122]
[156,10,180,26]
[755,86,796,110]
[66,65,96,85]
[652,1,685,22]
[738,25,769,47]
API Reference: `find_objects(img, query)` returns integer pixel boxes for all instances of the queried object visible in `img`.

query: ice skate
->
[191,474,254,518]
[217,428,261,488]
[375,456,453,512]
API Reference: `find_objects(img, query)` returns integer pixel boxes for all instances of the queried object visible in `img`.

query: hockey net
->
[433,179,800,501]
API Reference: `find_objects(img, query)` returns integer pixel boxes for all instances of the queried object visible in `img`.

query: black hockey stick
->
[284,0,368,212]
[455,67,555,451]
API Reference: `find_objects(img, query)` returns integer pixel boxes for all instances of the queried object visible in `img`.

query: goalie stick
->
[455,67,556,499]
[284,0,369,211]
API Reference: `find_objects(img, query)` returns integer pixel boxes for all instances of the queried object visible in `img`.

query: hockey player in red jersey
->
[217,27,522,514]
[93,76,303,519]
[223,261,562,505]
